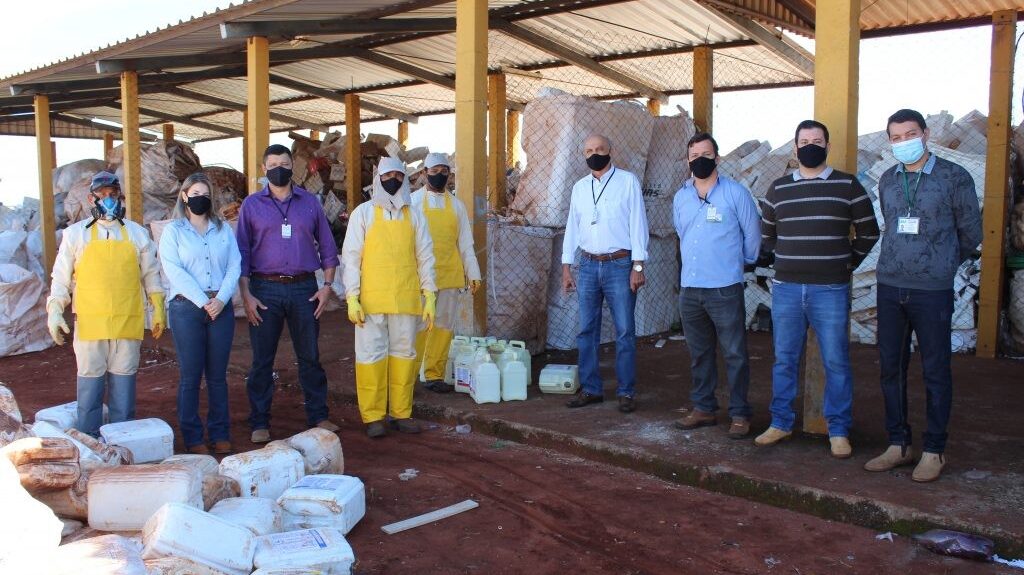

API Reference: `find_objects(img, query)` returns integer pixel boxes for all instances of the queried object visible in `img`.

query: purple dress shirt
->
[237,185,340,277]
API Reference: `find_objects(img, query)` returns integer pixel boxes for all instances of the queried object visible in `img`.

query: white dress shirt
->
[410,187,482,282]
[159,218,241,307]
[561,165,649,264]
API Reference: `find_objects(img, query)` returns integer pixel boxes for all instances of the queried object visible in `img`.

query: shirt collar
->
[895,152,937,175]
[589,165,617,184]
[260,184,305,199]
[792,166,834,181]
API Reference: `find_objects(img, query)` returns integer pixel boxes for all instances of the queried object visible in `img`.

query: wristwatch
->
[633,263,644,273]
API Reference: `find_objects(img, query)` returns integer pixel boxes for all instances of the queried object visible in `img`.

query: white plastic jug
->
[34,401,108,431]
[209,497,283,536]
[144,556,230,575]
[445,336,471,385]
[220,445,305,500]
[538,364,580,395]
[100,418,174,463]
[501,359,528,402]
[285,428,344,475]
[507,340,533,386]
[470,349,501,404]
[277,474,365,535]
[142,502,256,575]
[161,454,220,479]
[87,464,204,531]
[453,342,477,394]
[251,569,324,575]
[253,528,355,574]
[50,534,147,575]
[30,419,105,465]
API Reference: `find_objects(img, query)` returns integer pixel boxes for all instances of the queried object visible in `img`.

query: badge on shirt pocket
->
[706,206,723,223]
[896,217,919,235]
[281,223,292,239]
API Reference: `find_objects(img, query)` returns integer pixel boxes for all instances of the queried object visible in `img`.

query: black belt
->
[252,272,315,284]
[581,249,630,262]
[172,291,217,303]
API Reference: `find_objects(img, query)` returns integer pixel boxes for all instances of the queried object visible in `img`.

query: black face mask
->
[427,173,449,191]
[689,156,717,180]
[796,143,828,169]
[266,166,293,187]
[186,195,212,216]
[586,153,611,171]
[381,178,403,195]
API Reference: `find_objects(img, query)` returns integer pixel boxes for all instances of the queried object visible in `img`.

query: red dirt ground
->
[0,338,1007,574]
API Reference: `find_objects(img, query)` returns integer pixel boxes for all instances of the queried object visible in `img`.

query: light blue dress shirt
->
[159,218,242,307]
[673,173,761,288]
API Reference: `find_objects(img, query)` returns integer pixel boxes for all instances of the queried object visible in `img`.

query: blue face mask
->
[892,137,925,165]
[100,196,118,213]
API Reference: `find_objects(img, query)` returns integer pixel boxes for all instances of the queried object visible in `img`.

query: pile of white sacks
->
[0,384,361,574]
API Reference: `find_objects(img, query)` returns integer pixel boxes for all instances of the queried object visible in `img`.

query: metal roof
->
[0,0,1019,142]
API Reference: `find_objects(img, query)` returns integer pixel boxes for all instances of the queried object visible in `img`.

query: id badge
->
[706,206,722,223]
[281,223,292,239]
[896,217,919,235]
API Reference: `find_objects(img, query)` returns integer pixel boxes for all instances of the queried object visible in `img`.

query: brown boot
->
[213,441,233,455]
[863,445,915,472]
[911,452,945,482]
[187,444,210,455]
[673,410,716,430]
[727,418,750,439]
[389,418,422,434]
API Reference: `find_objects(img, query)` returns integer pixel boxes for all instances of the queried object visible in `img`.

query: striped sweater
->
[760,168,880,285]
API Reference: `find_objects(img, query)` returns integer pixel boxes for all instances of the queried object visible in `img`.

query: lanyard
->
[900,170,923,213]
[590,168,616,207]
[271,193,294,223]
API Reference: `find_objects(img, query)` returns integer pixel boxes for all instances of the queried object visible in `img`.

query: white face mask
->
[892,137,926,165]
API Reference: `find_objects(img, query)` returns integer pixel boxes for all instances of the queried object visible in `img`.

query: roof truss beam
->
[773,0,816,30]
[9,65,248,97]
[700,4,814,77]
[220,17,457,39]
[268,74,420,123]
[164,86,331,132]
[51,113,159,141]
[136,105,243,137]
[349,48,455,90]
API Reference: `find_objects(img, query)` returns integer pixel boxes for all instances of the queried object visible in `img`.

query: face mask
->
[427,173,449,191]
[92,195,123,221]
[381,178,403,195]
[266,166,293,187]
[891,137,925,165]
[186,195,212,216]
[689,156,717,180]
[586,153,611,171]
[796,143,828,169]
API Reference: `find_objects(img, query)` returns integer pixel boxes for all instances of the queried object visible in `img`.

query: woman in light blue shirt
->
[159,172,241,455]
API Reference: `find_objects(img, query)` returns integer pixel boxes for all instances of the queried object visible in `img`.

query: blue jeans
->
[247,277,329,429]
[576,257,637,397]
[877,284,953,453]
[168,297,234,447]
[769,281,853,436]
[679,283,751,418]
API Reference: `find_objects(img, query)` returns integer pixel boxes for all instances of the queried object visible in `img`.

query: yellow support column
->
[120,71,143,224]
[978,10,1017,358]
[647,98,661,116]
[162,123,174,142]
[397,120,409,149]
[456,0,488,334]
[102,133,115,161]
[242,110,249,182]
[488,73,507,210]
[506,110,520,168]
[345,94,362,211]
[34,95,56,278]
[310,130,320,142]
[693,46,713,133]
[246,36,270,193]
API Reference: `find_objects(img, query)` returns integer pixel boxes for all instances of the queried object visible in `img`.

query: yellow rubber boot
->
[355,360,388,423]
[387,355,419,420]
[423,328,453,382]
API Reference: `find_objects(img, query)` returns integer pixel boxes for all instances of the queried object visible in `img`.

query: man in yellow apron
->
[46,172,166,436]
[341,157,437,438]
[410,153,482,393]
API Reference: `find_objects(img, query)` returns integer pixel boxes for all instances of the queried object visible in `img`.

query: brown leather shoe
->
[727,418,750,439]
[315,419,340,432]
[389,418,422,434]
[186,443,210,455]
[213,441,233,455]
[366,420,387,438]
[251,429,271,443]
[566,391,604,408]
[673,410,716,430]
[618,396,636,413]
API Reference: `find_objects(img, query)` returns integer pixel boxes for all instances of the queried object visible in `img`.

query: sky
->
[0,1,1019,207]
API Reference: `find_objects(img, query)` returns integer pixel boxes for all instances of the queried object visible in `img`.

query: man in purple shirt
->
[237,144,341,443]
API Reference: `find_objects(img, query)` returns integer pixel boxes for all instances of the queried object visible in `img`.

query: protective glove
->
[469,279,482,295]
[422,290,436,331]
[149,293,166,340]
[346,296,365,327]
[46,301,70,346]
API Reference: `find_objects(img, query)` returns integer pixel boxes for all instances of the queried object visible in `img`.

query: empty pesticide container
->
[220,445,305,500]
[49,534,148,575]
[34,401,109,431]
[452,341,477,394]
[30,419,105,465]
[506,340,532,386]
[87,464,203,531]
[277,475,365,535]
[142,502,256,575]
[209,497,283,536]
[470,349,501,404]
[253,528,355,574]
[285,428,344,475]
[100,418,174,463]
[160,453,220,478]
[500,355,528,402]
[444,336,471,385]
[538,364,580,394]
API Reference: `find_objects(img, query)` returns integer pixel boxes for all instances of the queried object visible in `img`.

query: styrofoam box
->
[277,475,365,535]
[88,464,203,531]
[161,454,220,479]
[34,401,108,431]
[253,528,355,574]
[220,445,305,500]
[210,497,283,536]
[142,502,255,575]
[100,418,174,463]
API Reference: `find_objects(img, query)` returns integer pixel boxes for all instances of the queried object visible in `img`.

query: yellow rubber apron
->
[73,224,144,341]
[361,205,422,315]
[422,192,465,290]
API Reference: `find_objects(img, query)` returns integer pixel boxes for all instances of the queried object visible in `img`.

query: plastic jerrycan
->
[507,340,532,386]
[445,336,471,385]
[453,341,477,394]
[500,349,528,402]
[486,340,506,364]
[470,348,501,404]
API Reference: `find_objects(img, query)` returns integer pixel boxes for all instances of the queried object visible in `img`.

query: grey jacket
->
[876,153,982,291]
